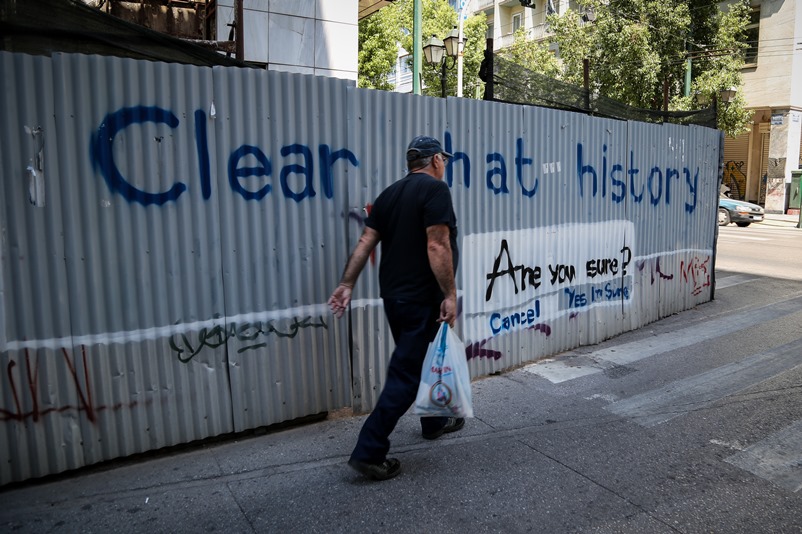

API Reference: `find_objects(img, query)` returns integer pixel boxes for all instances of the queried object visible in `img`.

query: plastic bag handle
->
[435,324,448,380]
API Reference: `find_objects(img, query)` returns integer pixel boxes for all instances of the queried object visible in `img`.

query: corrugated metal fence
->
[0,52,721,485]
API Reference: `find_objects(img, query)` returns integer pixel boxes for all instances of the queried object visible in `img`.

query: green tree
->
[673,0,753,136]
[358,0,488,98]
[357,5,402,90]
[497,28,561,78]
[549,0,751,136]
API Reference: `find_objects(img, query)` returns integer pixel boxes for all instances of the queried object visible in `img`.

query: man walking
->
[328,136,464,481]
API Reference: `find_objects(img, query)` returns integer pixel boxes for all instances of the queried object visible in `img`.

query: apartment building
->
[721,0,801,214]
[473,0,568,50]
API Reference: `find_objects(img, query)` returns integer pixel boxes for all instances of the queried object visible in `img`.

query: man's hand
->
[328,227,380,319]
[439,294,457,327]
[328,284,353,318]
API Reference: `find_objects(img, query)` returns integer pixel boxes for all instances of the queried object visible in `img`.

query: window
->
[512,13,522,33]
[486,23,494,39]
[744,6,760,66]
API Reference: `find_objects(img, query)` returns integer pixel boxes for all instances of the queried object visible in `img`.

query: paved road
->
[2,221,801,533]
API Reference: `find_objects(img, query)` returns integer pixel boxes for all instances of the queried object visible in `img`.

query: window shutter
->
[723,133,749,199]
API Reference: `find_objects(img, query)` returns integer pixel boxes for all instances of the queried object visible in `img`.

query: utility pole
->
[583,58,590,112]
[456,0,469,97]
[235,0,244,61]
[684,42,692,97]
[413,0,422,95]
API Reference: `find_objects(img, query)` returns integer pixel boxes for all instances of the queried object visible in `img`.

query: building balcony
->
[495,22,552,49]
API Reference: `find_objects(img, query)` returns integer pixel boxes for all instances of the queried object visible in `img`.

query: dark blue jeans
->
[350,298,448,464]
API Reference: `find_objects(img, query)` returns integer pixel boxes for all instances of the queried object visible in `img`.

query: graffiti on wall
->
[461,221,636,343]
[90,106,361,206]
[90,109,705,216]
[722,161,747,200]
[169,315,328,362]
[1,347,142,424]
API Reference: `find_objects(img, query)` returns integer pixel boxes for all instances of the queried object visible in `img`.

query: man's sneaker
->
[421,417,465,440]
[348,458,402,481]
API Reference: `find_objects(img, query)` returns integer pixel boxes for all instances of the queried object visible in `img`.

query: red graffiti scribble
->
[466,339,503,361]
[637,257,674,285]
[61,346,96,423]
[527,323,552,336]
[681,255,711,296]
[1,346,141,424]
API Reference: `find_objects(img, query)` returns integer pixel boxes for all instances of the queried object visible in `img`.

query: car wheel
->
[736,222,751,227]
[718,208,730,226]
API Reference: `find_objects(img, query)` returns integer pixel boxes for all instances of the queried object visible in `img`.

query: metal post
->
[413,0,422,95]
[713,94,718,129]
[583,58,590,112]
[684,53,692,97]
[456,0,469,98]
[441,61,447,98]
[235,0,244,61]
[482,38,494,101]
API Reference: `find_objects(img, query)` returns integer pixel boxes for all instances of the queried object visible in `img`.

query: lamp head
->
[423,34,445,64]
[444,27,460,58]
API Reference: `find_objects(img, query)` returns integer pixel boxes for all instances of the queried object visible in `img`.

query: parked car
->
[718,194,764,227]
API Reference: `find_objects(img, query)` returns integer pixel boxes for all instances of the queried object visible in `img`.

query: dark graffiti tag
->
[485,238,632,302]
[169,316,328,362]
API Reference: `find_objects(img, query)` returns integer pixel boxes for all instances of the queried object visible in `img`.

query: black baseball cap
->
[406,136,453,162]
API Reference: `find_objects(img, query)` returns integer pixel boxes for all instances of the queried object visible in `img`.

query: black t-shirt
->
[366,172,459,303]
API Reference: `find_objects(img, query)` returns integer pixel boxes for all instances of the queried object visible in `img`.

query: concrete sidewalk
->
[2,372,603,533]
[3,347,802,533]
[3,257,802,533]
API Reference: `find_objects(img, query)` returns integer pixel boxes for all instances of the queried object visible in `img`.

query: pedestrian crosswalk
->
[605,337,802,427]
[522,286,802,493]
[523,293,802,383]
[725,419,802,493]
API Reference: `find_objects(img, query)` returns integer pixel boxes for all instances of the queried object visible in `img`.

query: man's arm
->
[328,226,380,318]
[426,223,457,326]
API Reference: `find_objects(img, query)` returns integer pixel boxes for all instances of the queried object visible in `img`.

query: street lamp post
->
[423,28,461,98]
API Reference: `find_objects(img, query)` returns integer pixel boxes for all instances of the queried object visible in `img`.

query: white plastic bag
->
[413,323,474,418]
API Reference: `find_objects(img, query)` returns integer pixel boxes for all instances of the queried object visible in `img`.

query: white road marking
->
[604,337,802,427]
[522,359,600,383]
[725,419,802,492]
[526,295,802,383]
[717,234,769,241]
[709,439,746,451]
[716,274,759,289]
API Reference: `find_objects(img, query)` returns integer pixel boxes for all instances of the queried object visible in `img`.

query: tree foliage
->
[497,29,560,78]
[673,0,753,136]
[359,0,752,136]
[546,0,751,136]
[357,5,401,90]
[358,0,488,98]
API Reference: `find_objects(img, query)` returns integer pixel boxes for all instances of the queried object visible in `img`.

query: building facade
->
[721,0,801,214]
[80,0,360,79]
[473,0,568,50]
[215,0,359,79]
